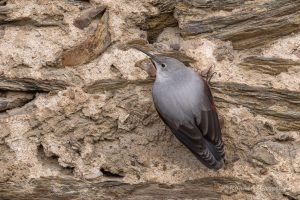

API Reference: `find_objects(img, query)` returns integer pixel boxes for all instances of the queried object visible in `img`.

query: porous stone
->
[0,0,299,199]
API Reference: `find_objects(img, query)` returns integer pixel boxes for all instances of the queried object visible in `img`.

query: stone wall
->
[0,0,299,199]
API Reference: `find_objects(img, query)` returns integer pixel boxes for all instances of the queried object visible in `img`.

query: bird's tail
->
[171,126,224,170]
[203,139,224,170]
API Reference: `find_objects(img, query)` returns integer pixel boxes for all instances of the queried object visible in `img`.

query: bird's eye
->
[161,63,167,68]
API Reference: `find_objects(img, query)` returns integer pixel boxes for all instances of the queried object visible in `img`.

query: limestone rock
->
[62,10,111,66]
[176,0,300,49]
[252,146,278,165]
[0,0,299,199]
[0,91,35,112]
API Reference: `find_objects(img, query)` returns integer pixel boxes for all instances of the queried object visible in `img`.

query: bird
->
[134,47,225,170]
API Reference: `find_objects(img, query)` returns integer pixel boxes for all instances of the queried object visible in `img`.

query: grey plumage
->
[135,48,225,170]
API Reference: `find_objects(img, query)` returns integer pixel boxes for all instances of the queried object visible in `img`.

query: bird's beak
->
[132,47,162,68]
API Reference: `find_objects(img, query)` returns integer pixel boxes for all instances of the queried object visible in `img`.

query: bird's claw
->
[201,65,216,85]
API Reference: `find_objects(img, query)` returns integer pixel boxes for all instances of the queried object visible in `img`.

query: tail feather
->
[169,124,224,170]
[203,139,224,170]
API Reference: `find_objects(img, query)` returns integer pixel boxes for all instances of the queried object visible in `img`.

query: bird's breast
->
[152,72,206,127]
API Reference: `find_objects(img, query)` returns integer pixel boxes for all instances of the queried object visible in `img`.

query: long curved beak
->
[132,46,162,66]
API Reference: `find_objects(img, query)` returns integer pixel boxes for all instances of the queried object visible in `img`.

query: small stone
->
[251,146,278,165]
[0,91,35,112]
[162,164,167,171]
[63,11,111,66]
[73,6,106,29]
[275,132,296,141]
[260,168,268,175]
[84,168,102,179]
[263,122,275,135]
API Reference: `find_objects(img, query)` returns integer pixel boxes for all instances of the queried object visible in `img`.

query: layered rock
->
[0,0,299,199]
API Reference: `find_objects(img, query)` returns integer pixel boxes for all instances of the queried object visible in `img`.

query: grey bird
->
[135,47,225,170]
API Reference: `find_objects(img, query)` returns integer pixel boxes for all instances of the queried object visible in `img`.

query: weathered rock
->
[139,0,179,43]
[129,45,196,66]
[139,13,178,43]
[135,58,156,77]
[0,91,35,112]
[0,6,8,15]
[240,56,300,75]
[251,146,278,165]
[213,41,234,61]
[73,6,106,29]
[0,0,299,199]
[262,176,283,199]
[86,79,300,131]
[211,82,300,131]
[176,0,300,49]
[0,2,65,28]
[0,26,4,39]
[0,76,69,92]
[157,51,197,65]
[150,0,177,13]
[0,177,253,200]
[62,11,111,66]
[0,0,7,6]
[83,78,154,93]
[275,132,298,142]
[283,191,300,200]
[182,0,247,11]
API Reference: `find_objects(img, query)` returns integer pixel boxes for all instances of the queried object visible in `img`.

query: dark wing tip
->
[213,159,224,170]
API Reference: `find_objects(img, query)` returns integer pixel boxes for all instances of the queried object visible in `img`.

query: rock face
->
[0,0,299,199]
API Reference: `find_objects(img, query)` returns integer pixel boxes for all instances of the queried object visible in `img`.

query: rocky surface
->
[0,0,299,199]
[0,177,254,200]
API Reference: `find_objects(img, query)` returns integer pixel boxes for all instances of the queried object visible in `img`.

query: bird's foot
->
[200,65,216,85]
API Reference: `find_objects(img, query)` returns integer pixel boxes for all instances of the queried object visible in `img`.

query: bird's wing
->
[197,80,225,159]
[154,103,224,169]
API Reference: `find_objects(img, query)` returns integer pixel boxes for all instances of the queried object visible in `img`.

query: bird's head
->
[134,47,186,77]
